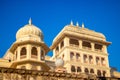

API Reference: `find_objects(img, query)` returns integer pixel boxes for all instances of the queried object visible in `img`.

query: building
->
[0,19,120,80]
[51,21,111,77]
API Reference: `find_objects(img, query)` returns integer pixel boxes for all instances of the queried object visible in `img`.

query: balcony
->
[82,46,91,50]
[20,55,26,59]
[70,44,79,47]
[95,49,102,52]
[31,55,37,59]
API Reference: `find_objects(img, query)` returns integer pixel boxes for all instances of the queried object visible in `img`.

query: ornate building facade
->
[51,21,111,77]
[0,19,120,80]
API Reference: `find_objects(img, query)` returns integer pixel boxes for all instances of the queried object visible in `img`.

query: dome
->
[16,19,43,41]
[55,58,64,67]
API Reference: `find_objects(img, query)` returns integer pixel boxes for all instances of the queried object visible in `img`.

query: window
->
[90,69,94,73]
[101,58,105,66]
[60,41,64,48]
[84,68,89,74]
[97,70,101,77]
[56,46,59,53]
[82,41,91,48]
[95,44,103,51]
[41,50,44,60]
[76,53,80,61]
[69,38,79,46]
[89,56,93,64]
[20,47,26,59]
[70,52,74,60]
[77,67,81,72]
[84,55,88,63]
[31,47,37,58]
[96,57,100,65]
[103,71,106,77]
[71,65,76,72]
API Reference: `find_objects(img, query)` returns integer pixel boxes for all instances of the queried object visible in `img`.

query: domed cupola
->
[16,18,43,42]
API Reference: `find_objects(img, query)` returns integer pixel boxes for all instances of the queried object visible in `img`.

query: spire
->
[29,17,32,25]
[82,22,85,28]
[76,22,79,27]
[70,20,73,26]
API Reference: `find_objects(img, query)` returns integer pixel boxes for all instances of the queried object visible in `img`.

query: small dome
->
[55,58,64,67]
[16,19,43,41]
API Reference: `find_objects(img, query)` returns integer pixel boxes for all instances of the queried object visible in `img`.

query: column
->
[79,40,82,49]
[38,47,40,61]
[27,44,31,59]
[81,66,84,73]
[17,47,20,61]
[92,55,95,65]
[105,57,110,67]
[53,49,56,58]
[81,53,84,63]
[64,37,69,46]
[94,68,97,76]
[91,42,94,51]
[103,45,107,53]
[65,49,70,62]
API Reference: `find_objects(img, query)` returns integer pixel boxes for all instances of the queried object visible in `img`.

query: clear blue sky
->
[0,0,120,71]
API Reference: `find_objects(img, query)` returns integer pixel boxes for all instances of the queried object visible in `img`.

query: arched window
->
[71,65,76,72]
[76,53,80,61]
[103,71,106,77]
[84,55,88,63]
[97,70,101,77]
[41,50,44,60]
[20,47,26,59]
[60,41,64,49]
[96,57,100,65]
[55,46,59,54]
[89,56,93,64]
[70,52,74,60]
[31,47,37,58]
[84,68,89,74]
[90,69,94,73]
[77,67,81,72]
[101,58,105,66]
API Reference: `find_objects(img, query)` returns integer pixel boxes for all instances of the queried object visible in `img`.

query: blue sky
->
[0,0,120,71]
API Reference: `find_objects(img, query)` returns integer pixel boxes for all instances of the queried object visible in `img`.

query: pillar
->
[27,45,31,59]
[17,47,20,61]
[38,47,40,61]
[81,53,84,63]
[64,37,69,46]
[91,42,94,51]
[103,45,107,53]
[79,40,82,49]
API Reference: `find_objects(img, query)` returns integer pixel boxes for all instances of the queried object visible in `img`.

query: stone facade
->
[0,19,120,80]
[51,22,111,77]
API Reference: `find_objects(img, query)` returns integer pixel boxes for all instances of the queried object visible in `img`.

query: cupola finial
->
[82,22,85,28]
[70,20,73,25]
[29,17,32,25]
[76,22,79,27]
